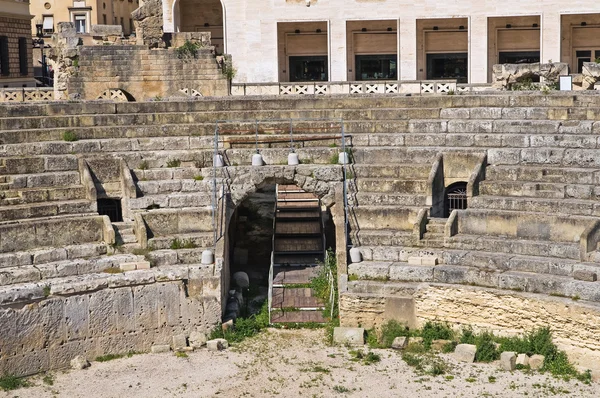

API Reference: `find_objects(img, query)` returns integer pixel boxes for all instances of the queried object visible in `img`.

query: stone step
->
[147,233,214,251]
[136,179,211,195]
[0,243,109,268]
[479,180,599,200]
[352,163,432,179]
[348,261,600,302]
[0,263,215,307]
[440,249,600,280]
[470,195,600,216]
[130,193,213,210]
[5,171,81,189]
[485,164,600,185]
[145,248,213,267]
[447,234,582,260]
[352,147,440,165]
[132,167,205,181]
[352,229,415,247]
[0,155,79,175]
[0,199,96,222]
[425,222,445,234]
[352,206,420,231]
[352,192,427,207]
[0,186,87,205]
[0,253,139,286]
[356,178,428,194]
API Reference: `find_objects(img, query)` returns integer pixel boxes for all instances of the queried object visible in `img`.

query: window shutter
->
[0,36,9,76]
[19,37,28,76]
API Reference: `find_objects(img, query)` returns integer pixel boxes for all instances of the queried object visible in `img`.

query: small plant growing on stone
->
[153,95,163,101]
[139,160,149,170]
[62,131,78,142]
[42,285,51,297]
[166,158,181,168]
[193,175,204,181]
[103,266,122,274]
[170,238,197,250]
[221,57,237,80]
[175,351,188,359]
[42,373,54,386]
[176,40,200,60]
[0,374,29,391]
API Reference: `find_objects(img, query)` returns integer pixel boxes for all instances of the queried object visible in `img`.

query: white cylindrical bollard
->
[201,249,214,265]
[338,152,349,165]
[252,153,263,166]
[213,154,225,167]
[288,152,299,165]
[349,247,362,263]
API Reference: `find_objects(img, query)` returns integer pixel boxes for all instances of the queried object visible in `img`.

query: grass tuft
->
[62,131,78,142]
[0,374,29,391]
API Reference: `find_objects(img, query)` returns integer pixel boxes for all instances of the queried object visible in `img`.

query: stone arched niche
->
[174,0,225,54]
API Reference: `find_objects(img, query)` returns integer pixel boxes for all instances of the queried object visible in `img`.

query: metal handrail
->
[268,250,274,325]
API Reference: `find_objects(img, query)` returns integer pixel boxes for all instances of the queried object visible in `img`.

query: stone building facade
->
[161,0,600,84]
[0,0,35,87]
[30,0,139,37]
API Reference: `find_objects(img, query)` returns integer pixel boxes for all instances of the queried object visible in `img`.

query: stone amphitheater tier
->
[2,93,600,376]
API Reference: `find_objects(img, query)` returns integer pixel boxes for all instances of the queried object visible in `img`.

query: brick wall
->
[0,15,34,84]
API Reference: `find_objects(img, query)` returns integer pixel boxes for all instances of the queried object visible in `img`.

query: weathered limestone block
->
[454,344,477,363]
[189,331,207,348]
[207,338,228,351]
[172,334,187,349]
[70,355,90,370]
[333,327,365,346]
[492,63,568,89]
[391,336,408,350]
[581,62,600,90]
[151,344,171,353]
[573,269,598,282]
[516,353,530,367]
[90,25,123,37]
[529,354,545,370]
[500,351,517,371]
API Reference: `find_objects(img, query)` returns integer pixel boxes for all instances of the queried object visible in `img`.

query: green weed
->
[166,159,181,168]
[42,373,54,386]
[175,351,188,358]
[421,321,454,350]
[0,374,29,391]
[170,238,198,250]
[62,131,78,142]
[193,175,204,181]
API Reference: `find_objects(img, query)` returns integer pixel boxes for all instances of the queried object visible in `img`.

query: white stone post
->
[399,16,417,81]
[541,11,561,64]
[329,18,347,81]
[469,15,488,84]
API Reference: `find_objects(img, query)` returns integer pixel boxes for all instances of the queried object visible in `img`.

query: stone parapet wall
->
[66,45,228,101]
[0,265,222,377]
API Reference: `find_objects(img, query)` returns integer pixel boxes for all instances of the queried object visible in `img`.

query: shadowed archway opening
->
[444,181,468,218]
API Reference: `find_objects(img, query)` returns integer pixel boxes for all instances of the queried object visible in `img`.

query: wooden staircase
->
[269,185,326,324]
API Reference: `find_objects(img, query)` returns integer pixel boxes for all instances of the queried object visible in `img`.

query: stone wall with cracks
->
[0,265,222,377]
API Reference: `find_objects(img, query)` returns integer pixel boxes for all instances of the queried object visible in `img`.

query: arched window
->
[444,182,468,217]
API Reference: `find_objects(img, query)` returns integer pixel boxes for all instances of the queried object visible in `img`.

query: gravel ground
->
[2,328,599,398]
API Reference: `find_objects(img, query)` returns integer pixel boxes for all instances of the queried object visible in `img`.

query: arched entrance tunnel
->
[224,183,337,322]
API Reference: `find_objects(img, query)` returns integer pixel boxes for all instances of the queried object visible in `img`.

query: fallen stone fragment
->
[391,336,407,350]
[333,327,364,346]
[189,331,207,348]
[70,355,90,370]
[407,336,423,345]
[529,354,545,370]
[500,351,517,371]
[151,344,171,354]
[516,353,529,367]
[207,338,229,351]
[172,334,187,350]
[454,344,477,363]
